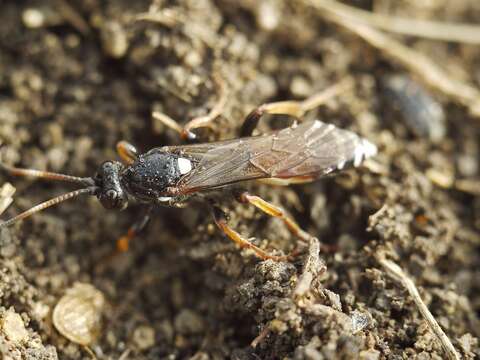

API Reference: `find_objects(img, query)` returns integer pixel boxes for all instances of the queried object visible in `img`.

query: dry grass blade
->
[455,179,480,195]
[0,183,16,216]
[300,76,354,113]
[304,0,480,44]
[302,0,480,117]
[134,9,216,48]
[376,253,461,360]
[293,237,325,298]
[134,10,180,28]
[54,0,90,35]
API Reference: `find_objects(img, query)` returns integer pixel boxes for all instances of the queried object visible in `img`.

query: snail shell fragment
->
[53,282,105,346]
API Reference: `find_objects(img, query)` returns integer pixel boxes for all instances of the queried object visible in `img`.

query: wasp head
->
[94,161,128,210]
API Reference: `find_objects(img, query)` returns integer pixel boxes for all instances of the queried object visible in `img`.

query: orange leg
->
[240,77,353,136]
[113,141,144,250]
[211,205,299,261]
[116,141,138,165]
[235,192,339,253]
[152,74,228,141]
[256,176,316,186]
[116,205,153,252]
[236,192,313,243]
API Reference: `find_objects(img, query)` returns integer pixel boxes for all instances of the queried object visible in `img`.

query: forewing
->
[165,120,376,192]
[251,120,376,178]
[165,138,272,192]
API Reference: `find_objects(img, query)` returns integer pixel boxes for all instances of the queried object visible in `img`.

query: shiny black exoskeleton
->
[93,150,186,210]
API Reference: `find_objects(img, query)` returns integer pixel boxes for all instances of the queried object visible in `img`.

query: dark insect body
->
[0,98,377,261]
[119,120,376,206]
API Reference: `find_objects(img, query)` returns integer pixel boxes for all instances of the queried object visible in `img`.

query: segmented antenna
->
[0,163,95,186]
[0,187,97,228]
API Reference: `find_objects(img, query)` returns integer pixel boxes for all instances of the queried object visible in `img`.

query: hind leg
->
[240,77,353,137]
[210,203,300,262]
[235,191,313,243]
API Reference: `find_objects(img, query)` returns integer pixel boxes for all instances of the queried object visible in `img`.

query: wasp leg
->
[153,75,228,141]
[256,176,316,186]
[116,205,153,252]
[235,191,313,244]
[116,141,139,165]
[240,77,353,137]
[210,204,297,262]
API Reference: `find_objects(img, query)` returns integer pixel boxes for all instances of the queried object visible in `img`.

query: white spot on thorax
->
[177,157,192,174]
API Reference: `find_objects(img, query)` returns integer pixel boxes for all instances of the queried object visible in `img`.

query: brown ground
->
[0,1,479,359]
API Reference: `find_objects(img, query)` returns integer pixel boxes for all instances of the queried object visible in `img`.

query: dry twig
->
[304,0,480,44]
[455,179,480,196]
[376,252,461,360]
[134,9,216,48]
[251,325,271,348]
[293,237,325,298]
[0,183,16,216]
[54,0,90,35]
[302,0,480,116]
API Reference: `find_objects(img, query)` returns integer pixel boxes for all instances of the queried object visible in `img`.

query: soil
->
[0,0,479,359]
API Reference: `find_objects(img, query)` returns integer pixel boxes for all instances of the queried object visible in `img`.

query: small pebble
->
[290,76,312,98]
[132,325,156,350]
[359,349,381,360]
[0,227,16,258]
[0,182,16,215]
[22,8,45,28]
[174,309,205,335]
[1,309,29,344]
[304,347,322,360]
[351,311,370,334]
[257,0,281,31]
[184,51,203,68]
[426,168,454,188]
[457,154,478,177]
[101,21,129,58]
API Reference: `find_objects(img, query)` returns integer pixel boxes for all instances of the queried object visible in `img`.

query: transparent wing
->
[253,120,377,178]
[163,120,376,192]
[162,138,270,192]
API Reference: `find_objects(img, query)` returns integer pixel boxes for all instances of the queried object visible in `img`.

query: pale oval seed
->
[52,282,105,346]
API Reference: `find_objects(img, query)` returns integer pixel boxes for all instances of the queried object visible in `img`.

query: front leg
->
[116,140,139,165]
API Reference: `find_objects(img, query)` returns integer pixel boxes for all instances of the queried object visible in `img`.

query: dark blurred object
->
[382,74,446,142]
